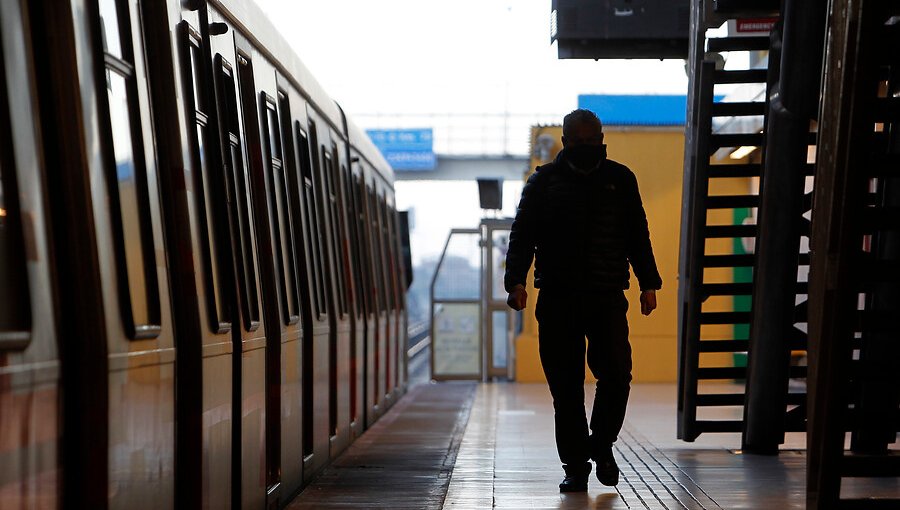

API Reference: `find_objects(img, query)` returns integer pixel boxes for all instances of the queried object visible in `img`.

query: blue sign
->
[578,95,725,126]
[367,128,436,171]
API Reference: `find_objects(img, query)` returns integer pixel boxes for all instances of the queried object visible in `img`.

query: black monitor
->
[551,0,689,59]
[477,179,503,210]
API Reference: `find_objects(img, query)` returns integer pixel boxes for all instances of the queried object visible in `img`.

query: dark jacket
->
[503,146,662,293]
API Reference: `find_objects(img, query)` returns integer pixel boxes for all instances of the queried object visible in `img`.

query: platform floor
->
[287,377,899,509]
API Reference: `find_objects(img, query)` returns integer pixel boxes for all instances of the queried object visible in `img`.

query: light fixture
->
[0,208,6,217]
[729,145,757,160]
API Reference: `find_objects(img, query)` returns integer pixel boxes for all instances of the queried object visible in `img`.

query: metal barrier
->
[428,220,515,382]
[429,228,483,381]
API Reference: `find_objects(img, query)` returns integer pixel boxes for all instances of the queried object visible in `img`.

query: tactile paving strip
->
[614,425,723,509]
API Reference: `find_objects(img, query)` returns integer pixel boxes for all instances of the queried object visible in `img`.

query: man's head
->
[562,109,604,148]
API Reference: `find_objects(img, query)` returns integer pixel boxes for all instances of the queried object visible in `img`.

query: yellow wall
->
[516,126,686,383]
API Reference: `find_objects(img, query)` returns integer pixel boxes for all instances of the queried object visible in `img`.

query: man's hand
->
[640,290,657,316]
[507,285,528,311]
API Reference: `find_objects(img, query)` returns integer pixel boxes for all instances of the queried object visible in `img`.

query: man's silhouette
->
[504,109,661,492]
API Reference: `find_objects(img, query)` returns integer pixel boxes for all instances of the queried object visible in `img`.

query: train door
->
[326,138,354,457]
[91,2,179,506]
[386,199,409,394]
[355,170,379,428]
[150,8,238,509]
[340,146,364,446]
[279,85,322,496]
[347,159,368,439]
[270,81,310,500]
[0,1,59,506]
[380,191,402,401]
[234,36,304,509]
[366,178,389,420]
[29,0,180,506]
[206,12,275,509]
[303,112,335,479]
[376,192,394,403]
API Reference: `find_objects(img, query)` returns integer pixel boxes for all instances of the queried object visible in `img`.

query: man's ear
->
[599,133,605,143]
[561,135,568,148]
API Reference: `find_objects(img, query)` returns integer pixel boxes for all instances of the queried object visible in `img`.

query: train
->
[0,0,411,508]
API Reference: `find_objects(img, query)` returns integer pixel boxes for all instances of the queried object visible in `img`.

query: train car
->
[0,0,409,508]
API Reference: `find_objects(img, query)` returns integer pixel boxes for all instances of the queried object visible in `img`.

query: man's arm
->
[504,169,543,310]
[624,172,662,294]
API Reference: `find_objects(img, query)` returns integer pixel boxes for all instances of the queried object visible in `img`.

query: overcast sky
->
[253,0,689,119]
[252,0,692,263]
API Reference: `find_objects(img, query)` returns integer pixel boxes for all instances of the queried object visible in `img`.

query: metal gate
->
[482,219,515,380]
[430,219,515,381]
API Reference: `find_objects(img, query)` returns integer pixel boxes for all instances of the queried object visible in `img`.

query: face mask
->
[566,144,604,171]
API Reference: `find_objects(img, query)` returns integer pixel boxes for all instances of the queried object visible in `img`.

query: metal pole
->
[742,0,827,454]
[806,0,878,506]
[677,0,709,442]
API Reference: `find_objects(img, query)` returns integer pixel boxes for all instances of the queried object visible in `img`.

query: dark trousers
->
[535,288,632,473]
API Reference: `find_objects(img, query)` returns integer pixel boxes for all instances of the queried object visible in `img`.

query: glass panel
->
[492,310,508,369]
[297,126,312,180]
[432,303,480,377]
[323,153,344,315]
[108,73,150,326]
[359,179,374,315]
[314,150,333,312]
[189,44,204,112]
[231,141,259,328]
[305,184,325,315]
[491,229,510,301]
[267,108,282,161]
[368,190,384,312]
[99,0,123,58]
[296,130,324,315]
[274,163,298,320]
[196,123,226,325]
[309,140,328,316]
[220,67,259,328]
[0,164,30,334]
[380,201,394,311]
[432,232,481,301]
[346,169,364,317]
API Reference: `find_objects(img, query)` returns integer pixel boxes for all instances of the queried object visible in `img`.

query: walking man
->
[504,109,661,492]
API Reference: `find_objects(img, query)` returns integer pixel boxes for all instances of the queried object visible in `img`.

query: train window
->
[217,58,259,331]
[262,95,300,324]
[98,0,123,59]
[338,164,355,316]
[295,126,326,317]
[391,208,406,311]
[277,92,305,325]
[382,201,398,312]
[184,26,230,333]
[323,151,347,316]
[0,122,31,346]
[307,121,329,318]
[346,166,365,317]
[368,187,387,314]
[380,198,398,312]
[329,155,348,316]
[358,178,375,316]
[98,0,161,338]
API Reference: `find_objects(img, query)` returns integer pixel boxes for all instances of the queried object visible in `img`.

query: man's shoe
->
[595,446,619,487]
[559,462,590,492]
[558,474,588,493]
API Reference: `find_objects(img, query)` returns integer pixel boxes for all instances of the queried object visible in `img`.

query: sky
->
[252,0,690,120]
[252,0,692,264]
